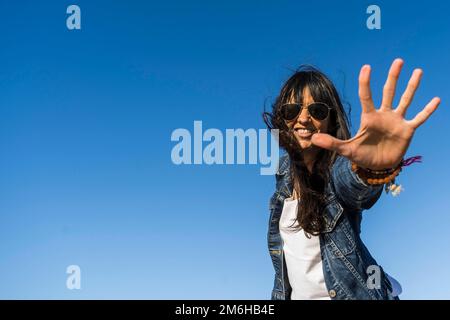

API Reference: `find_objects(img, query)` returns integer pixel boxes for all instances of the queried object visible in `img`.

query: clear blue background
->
[1,0,449,299]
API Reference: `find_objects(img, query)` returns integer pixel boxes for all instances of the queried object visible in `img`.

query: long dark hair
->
[263,65,351,235]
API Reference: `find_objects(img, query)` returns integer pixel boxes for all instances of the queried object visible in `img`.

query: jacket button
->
[329,290,337,298]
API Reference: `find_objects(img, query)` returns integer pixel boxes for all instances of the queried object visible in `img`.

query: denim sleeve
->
[331,155,384,211]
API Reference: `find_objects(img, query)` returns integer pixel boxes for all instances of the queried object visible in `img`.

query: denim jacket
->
[268,152,398,300]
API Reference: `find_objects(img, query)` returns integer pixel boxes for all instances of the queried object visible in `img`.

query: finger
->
[407,97,441,129]
[359,64,376,113]
[396,68,423,116]
[381,58,404,110]
[311,133,351,157]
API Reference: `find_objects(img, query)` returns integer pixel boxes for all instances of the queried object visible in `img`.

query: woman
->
[263,59,440,300]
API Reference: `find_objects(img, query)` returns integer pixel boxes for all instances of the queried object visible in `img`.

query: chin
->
[296,138,313,150]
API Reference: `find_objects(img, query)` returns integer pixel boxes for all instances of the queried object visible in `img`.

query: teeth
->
[296,129,313,133]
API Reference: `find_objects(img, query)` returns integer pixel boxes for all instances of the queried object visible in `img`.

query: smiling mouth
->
[293,128,317,139]
[294,128,316,134]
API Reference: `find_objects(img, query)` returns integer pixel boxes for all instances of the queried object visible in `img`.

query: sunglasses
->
[280,102,332,121]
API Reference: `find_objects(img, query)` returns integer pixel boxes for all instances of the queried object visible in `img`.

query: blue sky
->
[1,0,449,299]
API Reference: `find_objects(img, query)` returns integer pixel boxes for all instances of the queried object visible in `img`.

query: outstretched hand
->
[311,58,441,170]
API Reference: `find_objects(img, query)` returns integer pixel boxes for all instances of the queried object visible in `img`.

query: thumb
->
[311,133,347,155]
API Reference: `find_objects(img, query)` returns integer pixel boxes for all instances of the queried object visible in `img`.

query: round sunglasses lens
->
[282,104,301,120]
[308,103,329,120]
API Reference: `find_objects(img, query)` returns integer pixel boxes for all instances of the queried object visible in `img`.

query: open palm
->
[311,58,441,170]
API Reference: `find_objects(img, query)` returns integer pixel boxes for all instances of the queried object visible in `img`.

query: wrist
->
[351,162,402,185]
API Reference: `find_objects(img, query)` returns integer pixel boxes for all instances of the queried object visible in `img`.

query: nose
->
[296,106,311,125]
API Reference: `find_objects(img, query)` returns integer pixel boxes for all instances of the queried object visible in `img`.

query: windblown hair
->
[263,65,351,235]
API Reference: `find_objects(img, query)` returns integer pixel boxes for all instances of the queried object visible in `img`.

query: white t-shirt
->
[279,197,331,300]
[279,197,402,299]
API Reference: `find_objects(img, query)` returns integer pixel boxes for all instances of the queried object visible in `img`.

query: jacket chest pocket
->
[321,197,356,257]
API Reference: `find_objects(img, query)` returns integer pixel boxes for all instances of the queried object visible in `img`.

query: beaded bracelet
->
[351,156,423,196]
[351,162,402,185]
